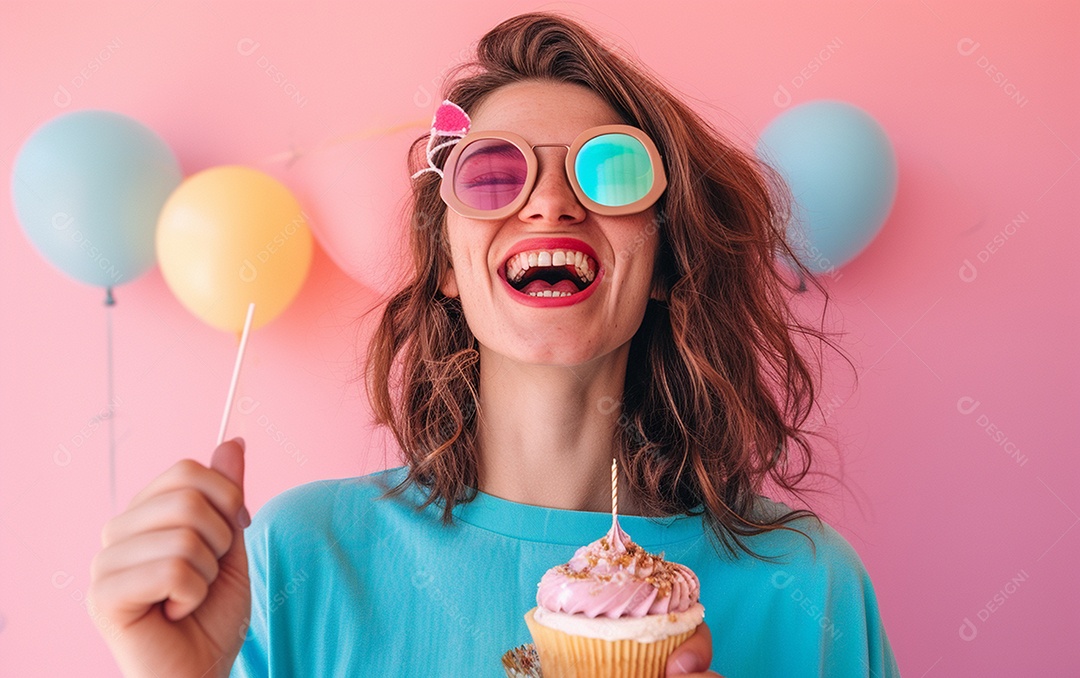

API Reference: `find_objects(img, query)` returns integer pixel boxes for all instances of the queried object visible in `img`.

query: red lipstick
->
[499,237,603,308]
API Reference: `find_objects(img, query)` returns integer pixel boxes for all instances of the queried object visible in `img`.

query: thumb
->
[211,437,248,527]
[211,437,246,487]
[667,622,713,675]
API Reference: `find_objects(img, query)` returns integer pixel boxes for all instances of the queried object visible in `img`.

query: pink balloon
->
[278,124,427,295]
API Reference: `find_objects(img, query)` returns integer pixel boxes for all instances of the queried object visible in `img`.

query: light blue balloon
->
[11,110,182,288]
[756,100,897,274]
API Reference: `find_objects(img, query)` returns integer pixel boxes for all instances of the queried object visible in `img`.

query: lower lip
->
[499,268,604,307]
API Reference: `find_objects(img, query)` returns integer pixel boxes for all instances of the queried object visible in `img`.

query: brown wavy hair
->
[365,12,854,558]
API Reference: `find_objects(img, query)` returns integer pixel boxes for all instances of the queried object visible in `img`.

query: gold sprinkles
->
[561,535,681,598]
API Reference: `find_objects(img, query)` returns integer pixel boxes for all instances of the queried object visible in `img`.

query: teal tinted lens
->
[574,133,654,207]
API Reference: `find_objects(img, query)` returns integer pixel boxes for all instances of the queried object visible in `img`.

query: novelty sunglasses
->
[439,124,667,219]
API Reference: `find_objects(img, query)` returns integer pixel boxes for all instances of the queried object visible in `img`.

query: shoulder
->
[744,496,874,588]
[247,466,412,540]
[696,498,899,675]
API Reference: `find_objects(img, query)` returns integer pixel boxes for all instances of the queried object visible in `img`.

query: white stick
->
[217,302,256,446]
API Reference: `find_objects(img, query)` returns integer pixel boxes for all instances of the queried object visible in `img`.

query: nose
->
[516,146,586,224]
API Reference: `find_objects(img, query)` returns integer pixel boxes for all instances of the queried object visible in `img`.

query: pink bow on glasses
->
[411,100,472,179]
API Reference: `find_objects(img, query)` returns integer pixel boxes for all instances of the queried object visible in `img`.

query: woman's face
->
[440,79,662,368]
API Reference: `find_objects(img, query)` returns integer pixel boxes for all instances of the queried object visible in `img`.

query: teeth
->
[505,249,597,285]
[526,290,574,297]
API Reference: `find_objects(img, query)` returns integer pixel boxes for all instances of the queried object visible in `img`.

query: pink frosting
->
[536,517,701,618]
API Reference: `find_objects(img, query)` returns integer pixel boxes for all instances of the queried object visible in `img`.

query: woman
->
[88,13,899,677]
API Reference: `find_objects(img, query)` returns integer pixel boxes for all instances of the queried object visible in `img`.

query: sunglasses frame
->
[439,124,667,219]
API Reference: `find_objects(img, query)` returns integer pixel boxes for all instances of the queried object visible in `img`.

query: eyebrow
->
[460,142,522,161]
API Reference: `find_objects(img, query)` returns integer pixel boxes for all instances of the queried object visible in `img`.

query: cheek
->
[440,221,496,300]
[620,216,661,277]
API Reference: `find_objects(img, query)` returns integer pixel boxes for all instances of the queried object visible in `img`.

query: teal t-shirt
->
[230,467,899,677]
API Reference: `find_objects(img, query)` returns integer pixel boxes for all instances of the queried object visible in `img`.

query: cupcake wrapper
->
[502,643,543,678]
[524,608,696,678]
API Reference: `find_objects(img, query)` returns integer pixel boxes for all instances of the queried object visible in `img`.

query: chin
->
[481,334,630,370]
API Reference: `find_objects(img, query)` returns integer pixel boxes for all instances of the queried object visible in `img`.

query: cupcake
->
[523,515,705,677]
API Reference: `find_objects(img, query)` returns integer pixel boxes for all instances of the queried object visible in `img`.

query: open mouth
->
[502,249,598,298]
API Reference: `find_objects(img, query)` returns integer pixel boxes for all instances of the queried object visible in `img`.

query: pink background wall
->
[2,1,1076,675]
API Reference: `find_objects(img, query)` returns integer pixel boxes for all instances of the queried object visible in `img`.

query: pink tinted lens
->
[451,138,528,211]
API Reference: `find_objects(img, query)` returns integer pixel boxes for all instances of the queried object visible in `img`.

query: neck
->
[474,344,642,514]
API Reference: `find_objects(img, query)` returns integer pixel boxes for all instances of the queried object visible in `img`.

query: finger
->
[208,438,250,578]
[127,455,238,515]
[210,438,245,493]
[211,438,249,528]
[117,455,246,535]
[215,517,249,581]
[101,487,234,557]
[124,464,245,533]
[89,557,211,627]
[667,622,713,675]
[92,527,221,586]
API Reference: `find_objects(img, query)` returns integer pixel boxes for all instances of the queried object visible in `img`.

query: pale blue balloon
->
[756,100,897,275]
[11,110,182,288]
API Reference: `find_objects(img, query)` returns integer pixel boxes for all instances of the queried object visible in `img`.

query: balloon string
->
[105,286,116,513]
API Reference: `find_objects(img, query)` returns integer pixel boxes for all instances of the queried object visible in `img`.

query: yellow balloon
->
[156,166,313,333]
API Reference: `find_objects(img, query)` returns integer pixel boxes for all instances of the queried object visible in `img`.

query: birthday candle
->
[611,458,618,521]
